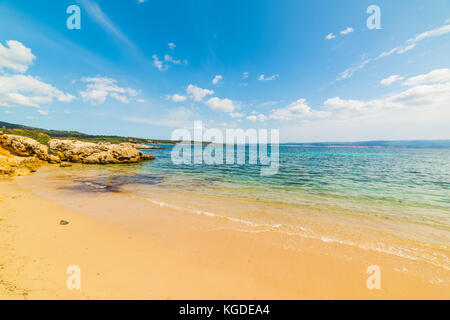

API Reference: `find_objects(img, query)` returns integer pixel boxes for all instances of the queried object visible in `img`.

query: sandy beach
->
[0,166,448,300]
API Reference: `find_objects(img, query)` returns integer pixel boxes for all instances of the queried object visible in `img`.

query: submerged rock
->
[59,162,73,168]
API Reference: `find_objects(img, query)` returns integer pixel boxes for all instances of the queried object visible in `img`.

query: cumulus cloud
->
[0,74,76,109]
[168,42,176,50]
[247,114,267,123]
[325,33,336,40]
[164,54,181,64]
[0,40,36,73]
[205,97,236,113]
[79,77,139,105]
[153,53,185,71]
[402,68,450,86]
[252,68,450,130]
[187,84,214,101]
[167,93,187,102]
[258,74,279,81]
[230,112,244,118]
[152,54,168,71]
[380,75,404,86]
[212,75,223,85]
[269,99,329,121]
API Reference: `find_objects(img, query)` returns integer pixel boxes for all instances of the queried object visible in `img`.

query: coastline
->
[1,166,449,299]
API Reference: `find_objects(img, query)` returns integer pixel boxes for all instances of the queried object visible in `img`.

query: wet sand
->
[0,166,449,299]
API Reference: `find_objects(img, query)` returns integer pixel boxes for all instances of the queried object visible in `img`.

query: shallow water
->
[136,145,450,226]
[26,145,450,272]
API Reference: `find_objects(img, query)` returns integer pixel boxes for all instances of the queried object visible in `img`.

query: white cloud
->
[0,74,76,108]
[152,54,167,71]
[379,43,416,58]
[325,33,336,40]
[212,75,223,85]
[205,97,236,113]
[168,42,176,50]
[258,74,279,81]
[79,77,139,105]
[0,40,36,73]
[136,98,145,103]
[138,0,146,3]
[164,54,181,64]
[110,92,130,103]
[337,58,371,81]
[252,68,450,141]
[242,72,249,79]
[340,27,354,35]
[187,84,214,101]
[37,109,49,115]
[255,68,450,127]
[407,24,450,43]
[269,99,328,121]
[380,75,404,86]
[153,53,184,71]
[168,93,187,102]
[230,112,244,118]
[78,0,137,50]
[402,68,450,86]
[339,23,450,81]
[247,114,267,123]
[259,101,278,107]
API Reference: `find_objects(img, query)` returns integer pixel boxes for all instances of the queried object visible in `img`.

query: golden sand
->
[0,168,449,299]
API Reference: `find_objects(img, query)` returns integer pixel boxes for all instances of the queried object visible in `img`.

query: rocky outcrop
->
[0,134,155,176]
[121,143,166,150]
[0,146,44,176]
[47,140,155,164]
[0,134,49,160]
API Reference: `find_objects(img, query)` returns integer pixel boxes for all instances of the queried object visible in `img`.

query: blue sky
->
[0,0,449,142]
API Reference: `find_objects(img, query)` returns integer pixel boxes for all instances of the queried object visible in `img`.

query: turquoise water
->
[138,145,450,228]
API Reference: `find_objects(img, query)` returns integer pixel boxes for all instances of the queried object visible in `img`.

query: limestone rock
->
[0,146,44,176]
[48,140,153,164]
[0,134,48,160]
[59,162,72,168]
[0,133,155,176]
[121,142,166,150]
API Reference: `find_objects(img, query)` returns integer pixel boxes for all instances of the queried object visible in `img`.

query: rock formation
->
[0,133,155,176]
[121,142,166,150]
[0,146,43,176]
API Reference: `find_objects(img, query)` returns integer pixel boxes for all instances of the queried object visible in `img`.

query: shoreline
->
[1,168,449,299]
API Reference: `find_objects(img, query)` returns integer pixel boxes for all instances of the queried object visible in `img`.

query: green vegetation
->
[0,127,52,145]
[0,121,179,145]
